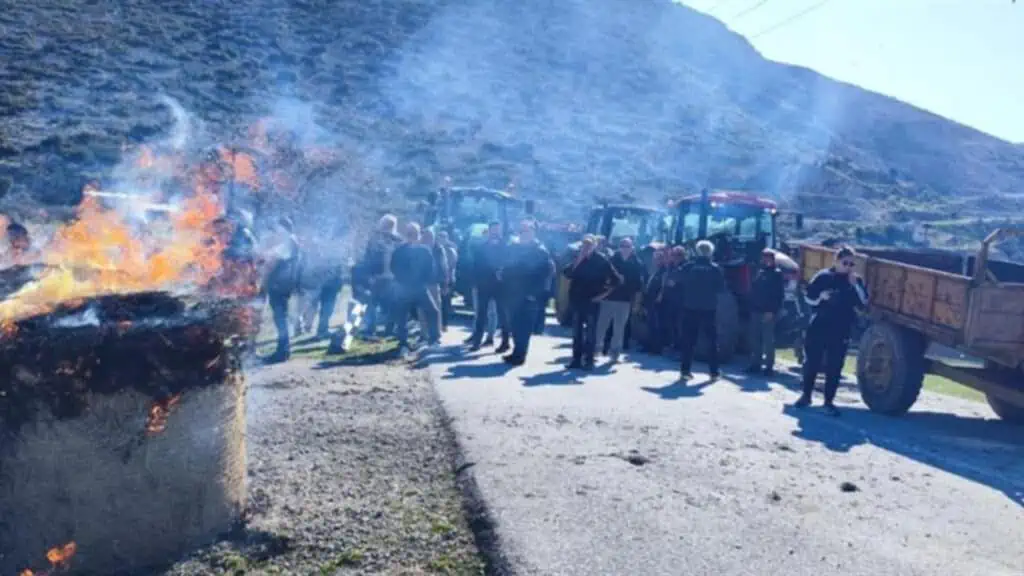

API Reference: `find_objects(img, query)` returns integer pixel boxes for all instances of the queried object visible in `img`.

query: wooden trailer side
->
[964,283,1024,369]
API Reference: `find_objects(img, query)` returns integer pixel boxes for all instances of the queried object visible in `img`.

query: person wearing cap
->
[746,249,786,375]
[795,245,869,417]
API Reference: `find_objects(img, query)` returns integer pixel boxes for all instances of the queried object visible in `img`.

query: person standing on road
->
[360,214,403,339]
[436,230,458,331]
[663,246,689,353]
[677,240,726,380]
[391,222,441,356]
[502,219,554,365]
[596,237,644,362]
[746,249,786,376]
[263,216,302,364]
[420,228,448,338]
[641,248,670,354]
[795,245,869,417]
[533,251,556,335]
[563,234,619,370]
[467,221,510,353]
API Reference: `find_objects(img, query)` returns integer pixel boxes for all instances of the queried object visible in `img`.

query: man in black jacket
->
[502,219,554,365]
[468,222,510,352]
[391,222,441,355]
[563,235,619,370]
[360,214,403,338]
[420,228,448,337]
[677,240,726,380]
[264,217,301,364]
[641,248,669,354]
[596,237,644,362]
[746,249,786,375]
[796,245,869,416]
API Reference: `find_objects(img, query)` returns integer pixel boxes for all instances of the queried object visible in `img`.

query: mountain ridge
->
[1,0,1022,244]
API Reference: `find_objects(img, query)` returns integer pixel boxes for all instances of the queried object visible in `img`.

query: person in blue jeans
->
[390,222,441,356]
[502,220,554,365]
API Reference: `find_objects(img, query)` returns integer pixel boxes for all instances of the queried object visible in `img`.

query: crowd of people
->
[0,208,868,417]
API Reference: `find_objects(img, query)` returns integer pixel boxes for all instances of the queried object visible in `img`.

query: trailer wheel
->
[856,322,927,415]
[985,394,1024,424]
[697,292,740,363]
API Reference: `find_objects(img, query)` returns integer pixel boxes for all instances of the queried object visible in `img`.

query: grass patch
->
[775,349,984,402]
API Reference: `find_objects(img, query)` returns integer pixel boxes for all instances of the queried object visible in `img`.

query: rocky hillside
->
[3,0,1024,234]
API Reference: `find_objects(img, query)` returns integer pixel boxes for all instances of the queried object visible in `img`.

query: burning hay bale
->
[0,291,250,575]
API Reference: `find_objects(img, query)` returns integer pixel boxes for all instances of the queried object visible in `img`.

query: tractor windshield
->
[676,201,775,248]
[587,208,667,246]
[452,193,506,238]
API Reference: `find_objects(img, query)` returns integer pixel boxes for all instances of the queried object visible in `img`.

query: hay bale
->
[0,293,248,575]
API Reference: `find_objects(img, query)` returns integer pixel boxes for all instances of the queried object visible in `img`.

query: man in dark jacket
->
[677,240,726,380]
[662,246,689,353]
[360,214,403,338]
[436,230,458,331]
[420,228,448,337]
[264,216,301,364]
[746,249,786,375]
[596,237,644,362]
[502,219,554,365]
[641,248,669,354]
[796,245,869,416]
[391,222,441,355]
[563,234,619,370]
[468,221,510,352]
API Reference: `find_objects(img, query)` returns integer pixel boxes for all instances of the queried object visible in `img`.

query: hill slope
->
[2,0,1023,235]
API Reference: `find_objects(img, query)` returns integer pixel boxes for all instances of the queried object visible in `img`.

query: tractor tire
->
[856,321,927,416]
[697,292,740,363]
[985,394,1024,424]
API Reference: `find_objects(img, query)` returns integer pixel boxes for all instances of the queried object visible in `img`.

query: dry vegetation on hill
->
[3,0,1024,253]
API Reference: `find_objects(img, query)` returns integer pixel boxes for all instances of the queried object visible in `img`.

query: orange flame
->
[20,541,77,576]
[46,542,77,566]
[145,393,182,436]
[0,178,224,322]
[1,319,17,339]
[218,147,261,190]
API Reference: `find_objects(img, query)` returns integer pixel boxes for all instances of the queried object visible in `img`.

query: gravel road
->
[426,326,1024,576]
[164,357,485,575]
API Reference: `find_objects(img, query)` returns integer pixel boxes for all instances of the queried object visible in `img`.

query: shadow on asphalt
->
[641,379,715,399]
[443,362,516,380]
[520,369,585,387]
[783,404,1024,508]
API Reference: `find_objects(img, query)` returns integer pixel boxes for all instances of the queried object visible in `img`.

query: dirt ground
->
[162,354,488,575]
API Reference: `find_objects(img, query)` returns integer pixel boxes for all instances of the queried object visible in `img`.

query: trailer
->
[798,229,1024,423]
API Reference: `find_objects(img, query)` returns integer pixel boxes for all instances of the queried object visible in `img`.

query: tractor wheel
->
[697,292,740,363]
[985,394,1024,424]
[856,321,927,415]
[555,276,573,327]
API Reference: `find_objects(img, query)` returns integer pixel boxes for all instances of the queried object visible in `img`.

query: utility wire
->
[730,0,771,21]
[748,0,835,39]
[707,0,741,14]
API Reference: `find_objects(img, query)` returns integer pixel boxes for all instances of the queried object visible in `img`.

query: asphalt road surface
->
[424,325,1024,576]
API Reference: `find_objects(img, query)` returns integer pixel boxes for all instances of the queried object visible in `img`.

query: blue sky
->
[676,0,1024,143]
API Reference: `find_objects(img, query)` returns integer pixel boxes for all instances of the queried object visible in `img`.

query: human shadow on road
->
[442,361,516,380]
[783,404,1024,508]
[520,368,585,387]
[642,379,715,400]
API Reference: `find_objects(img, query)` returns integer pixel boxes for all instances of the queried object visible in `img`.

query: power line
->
[730,0,771,21]
[748,0,835,40]
[707,0,741,15]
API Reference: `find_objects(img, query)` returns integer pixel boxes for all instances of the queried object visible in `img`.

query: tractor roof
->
[593,203,665,213]
[444,186,520,202]
[674,190,778,210]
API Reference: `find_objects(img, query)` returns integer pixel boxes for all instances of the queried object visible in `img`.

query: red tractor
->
[645,189,805,361]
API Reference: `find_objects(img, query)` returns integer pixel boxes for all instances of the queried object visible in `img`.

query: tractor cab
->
[582,202,672,255]
[422,185,534,297]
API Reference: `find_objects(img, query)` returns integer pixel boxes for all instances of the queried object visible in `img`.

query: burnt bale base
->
[0,292,248,575]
